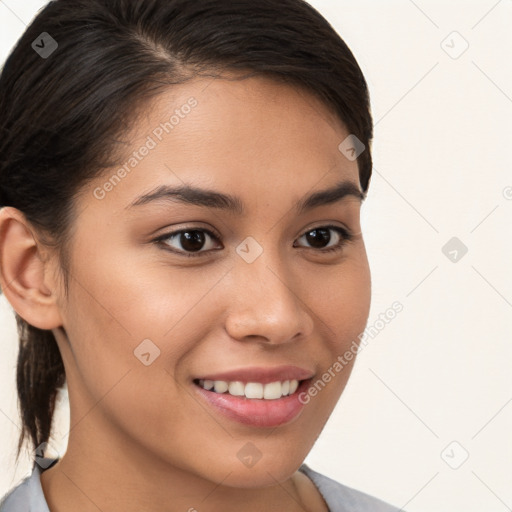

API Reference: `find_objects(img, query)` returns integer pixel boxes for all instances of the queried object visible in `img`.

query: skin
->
[0,74,371,512]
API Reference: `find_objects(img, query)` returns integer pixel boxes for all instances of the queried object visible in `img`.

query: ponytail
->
[14,313,65,464]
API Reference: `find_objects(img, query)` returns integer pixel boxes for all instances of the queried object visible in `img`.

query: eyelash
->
[153,224,353,258]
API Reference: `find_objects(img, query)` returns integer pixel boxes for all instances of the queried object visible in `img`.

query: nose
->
[224,247,315,345]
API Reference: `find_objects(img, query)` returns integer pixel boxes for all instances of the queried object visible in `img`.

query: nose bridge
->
[225,236,314,343]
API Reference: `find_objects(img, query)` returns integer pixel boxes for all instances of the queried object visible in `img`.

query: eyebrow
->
[126,179,365,215]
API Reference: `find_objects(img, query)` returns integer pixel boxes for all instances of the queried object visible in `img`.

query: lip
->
[192,366,315,428]
[195,365,314,384]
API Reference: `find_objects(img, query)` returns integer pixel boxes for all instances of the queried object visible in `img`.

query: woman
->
[0,0,403,510]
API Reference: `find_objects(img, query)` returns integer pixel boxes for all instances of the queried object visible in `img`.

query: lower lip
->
[193,379,312,428]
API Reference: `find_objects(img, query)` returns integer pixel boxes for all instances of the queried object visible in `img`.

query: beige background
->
[1,1,511,510]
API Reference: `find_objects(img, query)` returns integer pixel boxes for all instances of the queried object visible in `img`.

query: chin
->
[219,459,303,489]
[179,447,305,489]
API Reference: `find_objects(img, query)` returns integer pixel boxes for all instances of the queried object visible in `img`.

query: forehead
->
[81,74,360,214]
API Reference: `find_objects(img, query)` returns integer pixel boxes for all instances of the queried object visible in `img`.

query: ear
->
[0,207,63,330]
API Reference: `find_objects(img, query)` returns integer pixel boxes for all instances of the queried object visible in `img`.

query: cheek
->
[313,252,371,350]
[284,250,370,408]
[60,253,228,395]
[60,275,203,451]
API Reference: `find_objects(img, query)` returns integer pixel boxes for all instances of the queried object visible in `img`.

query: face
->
[50,74,371,488]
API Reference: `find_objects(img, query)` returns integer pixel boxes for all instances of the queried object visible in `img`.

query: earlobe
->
[0,206,63,330]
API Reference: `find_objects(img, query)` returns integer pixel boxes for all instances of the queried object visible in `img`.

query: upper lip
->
[195,365,315,385]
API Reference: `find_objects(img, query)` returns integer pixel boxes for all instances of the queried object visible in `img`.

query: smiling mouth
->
[192,374,313,427]
[193,378,305,400]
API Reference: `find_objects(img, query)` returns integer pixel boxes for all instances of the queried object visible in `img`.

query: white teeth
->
[228,381,245,396]
[263,381,283,400]
[245,382,263,399]
[198,379,301,399]
[214,380,228,393]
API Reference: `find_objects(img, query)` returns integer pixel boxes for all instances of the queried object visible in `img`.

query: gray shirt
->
[0,458,403,512]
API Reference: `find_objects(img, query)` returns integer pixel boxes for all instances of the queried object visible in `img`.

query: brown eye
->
[155,228,221,257]
[294,225,352,253]
[304,228,331,248]
[178,231,207,252]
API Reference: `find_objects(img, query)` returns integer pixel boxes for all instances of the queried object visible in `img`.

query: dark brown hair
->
[0,0,373,467]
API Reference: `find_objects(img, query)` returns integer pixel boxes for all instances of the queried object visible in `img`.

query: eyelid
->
[299,221,352,238]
